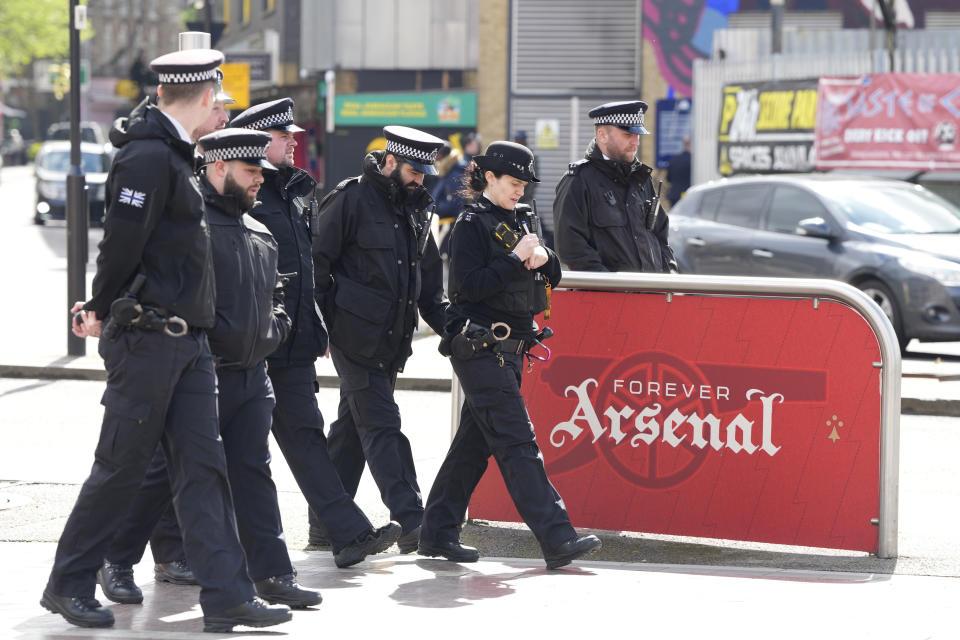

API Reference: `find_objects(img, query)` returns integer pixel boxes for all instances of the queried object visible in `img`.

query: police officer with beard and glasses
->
[418,141,602,569]
[554,100,678,273]
[313,125,448,554]
[94,69,236,603]
[46,49,291,633]
[230,98,402,566]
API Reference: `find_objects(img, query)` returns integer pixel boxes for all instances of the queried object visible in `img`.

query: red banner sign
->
[815,73,960,170]
[470,290,882,552]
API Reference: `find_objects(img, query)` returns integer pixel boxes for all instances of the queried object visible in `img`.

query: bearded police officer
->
[554,100,678,273]
[47,49,291,632]
[231,98,402,566]
[313,125,448,553]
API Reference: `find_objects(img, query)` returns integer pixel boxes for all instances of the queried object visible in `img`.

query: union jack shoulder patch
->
[118,187,147,208]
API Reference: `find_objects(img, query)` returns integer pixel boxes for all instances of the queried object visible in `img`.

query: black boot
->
[202,597,292,633]
[396,525,421,554]
[334,521,401,568]
[155,559,197,585]
[254,573,322,608]
[418,539,480,563]
[543,535,602,569]
[40,589,115,628]
[307,522,331,549]
[97,560,142,604]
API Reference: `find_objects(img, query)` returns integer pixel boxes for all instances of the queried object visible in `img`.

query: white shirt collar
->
[157,109,194,144]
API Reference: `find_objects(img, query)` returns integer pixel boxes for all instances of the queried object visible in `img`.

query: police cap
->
[383,125,446,176]
[588,100,650,135]
[150,49,224,85]
[473,140,540,183]
[231,98,304,132]
[199,128,275,169]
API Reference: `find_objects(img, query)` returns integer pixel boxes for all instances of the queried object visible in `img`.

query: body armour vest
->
[448,205,548,316]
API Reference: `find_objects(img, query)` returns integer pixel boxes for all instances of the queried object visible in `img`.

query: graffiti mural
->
[643,0,959,98]
[642,0,739,98]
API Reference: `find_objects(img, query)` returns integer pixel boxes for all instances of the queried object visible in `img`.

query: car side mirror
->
[796,217,835,240]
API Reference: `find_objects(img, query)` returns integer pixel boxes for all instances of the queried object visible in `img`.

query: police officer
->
[554,100,677,273]
[45,49,290,632]
[99,129,324,611]
[231,98,402,565]
[313,125,448,553]
[418,141,602,569]
[95,68,237,600]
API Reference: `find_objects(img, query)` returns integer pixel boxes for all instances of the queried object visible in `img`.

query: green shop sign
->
[334,91,477,127]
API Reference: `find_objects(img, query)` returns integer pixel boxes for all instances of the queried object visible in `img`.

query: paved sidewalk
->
[4,542,959,639]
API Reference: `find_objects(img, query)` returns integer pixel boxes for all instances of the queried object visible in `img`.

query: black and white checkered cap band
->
[204,144,270,163]
[385,140,438,164]
[157,68,219,84]
[241,107,295,131]
[593,111,645,127]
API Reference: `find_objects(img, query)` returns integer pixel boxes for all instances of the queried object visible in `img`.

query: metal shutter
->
[511,0,640,94]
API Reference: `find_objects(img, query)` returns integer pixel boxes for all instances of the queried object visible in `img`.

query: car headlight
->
[38,180,67,200]
[898,254,960,287]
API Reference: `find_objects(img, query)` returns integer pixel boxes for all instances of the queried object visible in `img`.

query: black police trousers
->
[105,362,294,583]
[421,350,576,553]
[327,345,424,533]
[46,329,254,614]
[103,446,185,567]
[267,363,373,552]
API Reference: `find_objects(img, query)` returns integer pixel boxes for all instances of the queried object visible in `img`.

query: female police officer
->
[418,141,602,569]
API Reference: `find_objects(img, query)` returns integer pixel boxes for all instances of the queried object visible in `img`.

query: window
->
[698,189,722,220]
[714,184,769,230]
[766,186,827,234]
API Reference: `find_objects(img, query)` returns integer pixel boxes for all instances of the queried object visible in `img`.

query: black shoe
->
[397,525,421,554]
[307,523,331,549]
[155,559,197,585]
[254,573,322,609]
[334,521,402,568]
[40,589,115,628]
[202,597,292,633]
[544,535,602,569]
[418,539,480,563]
[97,560,142,604]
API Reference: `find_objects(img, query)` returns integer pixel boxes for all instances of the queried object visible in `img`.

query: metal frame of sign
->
[452,272,900,558]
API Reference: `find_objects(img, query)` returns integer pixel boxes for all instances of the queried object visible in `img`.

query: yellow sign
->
[219,62,251,110]
[115,79,140,100]
[535,119,559,149]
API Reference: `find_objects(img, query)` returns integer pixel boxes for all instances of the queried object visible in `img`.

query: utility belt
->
[102,299,189,341]
[442,320,553,369]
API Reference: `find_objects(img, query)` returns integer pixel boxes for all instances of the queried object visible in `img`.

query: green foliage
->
[0,0,92,77]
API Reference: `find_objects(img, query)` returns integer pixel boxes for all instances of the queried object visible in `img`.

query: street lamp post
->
[770,0,784,55]
[66,0,88,356]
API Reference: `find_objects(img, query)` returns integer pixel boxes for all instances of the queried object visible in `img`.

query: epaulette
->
[567,159,588,175]
[318,176,360,209]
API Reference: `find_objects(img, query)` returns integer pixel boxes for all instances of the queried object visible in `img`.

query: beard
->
[389,166,423,201]
[224,172,257,210]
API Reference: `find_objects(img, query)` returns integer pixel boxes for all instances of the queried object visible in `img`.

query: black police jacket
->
[554,138,677,273]
[248,164,328,368]
[86,103,216,327]
[446,196,561,341]
[201,176,291,369]
[313,150,447,373]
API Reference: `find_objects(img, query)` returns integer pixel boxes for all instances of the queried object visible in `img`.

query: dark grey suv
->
[669,175,960,351]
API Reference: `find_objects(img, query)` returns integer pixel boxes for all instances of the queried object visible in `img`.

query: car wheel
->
[857,278,909,354]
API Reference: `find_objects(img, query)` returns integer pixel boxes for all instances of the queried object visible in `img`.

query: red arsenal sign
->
[470,289,883,552]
